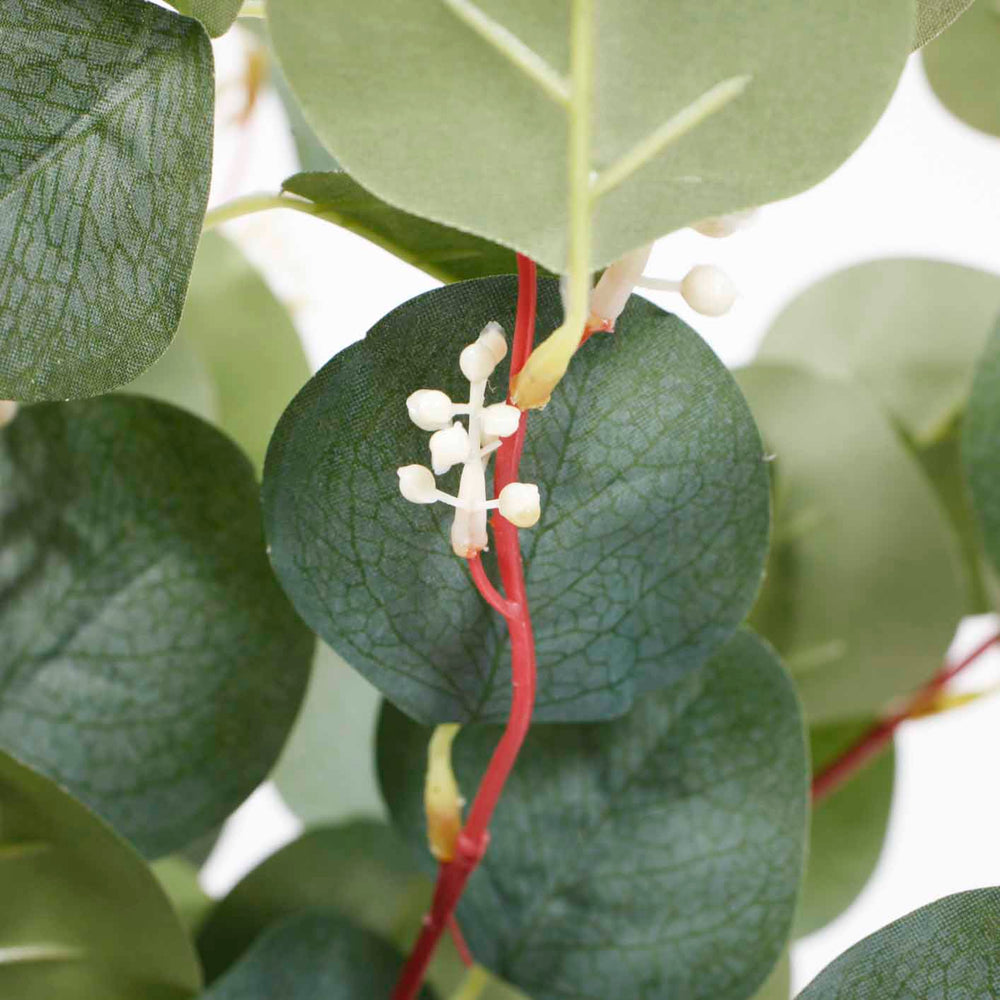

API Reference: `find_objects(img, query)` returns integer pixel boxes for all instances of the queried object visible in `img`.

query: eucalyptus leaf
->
[197,819,525,998]
[0,396,313,857]
[269,0,911,272]
[0,0,214,401]
[758,260,1000,446]
[924,0,1000,137]
[201,911,435,1000]
[738,364,964,722]
[379,628,807,1000]
[0,749,201,999]
[796,721,894,938]
[914,0,976,47]
[798,888,1000,998]
[272,644,386,828]
[152,857,215,937]
[125,232,310,474]
[283,172,524,283]
[169,0,242,37]
[965,318,1000,579]
[754,955,791,1000]
[263,277,770,725]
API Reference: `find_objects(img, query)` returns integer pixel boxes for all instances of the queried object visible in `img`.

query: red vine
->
[392,255,539,999]
[811,631,1000,804]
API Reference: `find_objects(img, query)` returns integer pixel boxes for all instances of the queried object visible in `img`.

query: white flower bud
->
[692,208,758,238]
[478,322,507,364]
[0,400,18,428]
[481,403,521,438]
[397,464,438,504]
[406,388,453,431]
[429,422,470,475]
[681,265,738,317]
[459,341,498,382]
[451,463,488,557]
[589,244,653,327]
[498,482,541,528]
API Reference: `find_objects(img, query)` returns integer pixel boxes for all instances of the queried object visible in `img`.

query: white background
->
[200,27,1000,994]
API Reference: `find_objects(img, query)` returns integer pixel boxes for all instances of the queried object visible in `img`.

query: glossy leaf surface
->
[263,277,770,724]
[0,749,201,999]
[739,364,963,722]
[379,629,807,1000]
[270,0,911,272]
[0,397,313,857]
[0,0,214,400]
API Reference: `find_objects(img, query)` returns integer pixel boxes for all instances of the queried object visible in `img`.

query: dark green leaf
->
[201,911,434,1000]
[0,0,214,401]
[914,0,976,47]
[796,721,894,937]
[924,0,1000,137]
[263,277,770,724]
[0,748,201,999]
[738,364,964,722]
[283,172,523,283]
[0,397,313,857]
[169,0,242,37]
[198,819,524,998]
[125,231,310,474]
[272,644,386,827]
[379,629,808,1000]
[965,318,1000,579]
[798,888,1000,998]
[754,955,791,1000]
[270,0,912,272]
[757,260,1000,446]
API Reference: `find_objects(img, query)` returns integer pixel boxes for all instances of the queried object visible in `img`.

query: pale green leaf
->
[169,0,242,37]
[151,857,215,937]
[924,0,1000,137]
[754,955,791,1000]
[799,889,1000,998]
[262,277,770,724]
[125,232,310,474]
[965,318,1000,579]
[0,749,201,999]
[738,364,964,722]
[269,0,912,272]
[379,629,808,1000]
[283,172,524,282]
[201,911,435,1000]
[0,397,313,857]
[0,0,214,401]
[914,0,976,47]
[796,721,894,937]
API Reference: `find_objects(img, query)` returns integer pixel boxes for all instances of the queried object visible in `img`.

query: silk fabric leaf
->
[965,318,1000,580]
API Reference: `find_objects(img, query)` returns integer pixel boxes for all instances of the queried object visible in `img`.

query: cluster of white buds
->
[397,322,542,558]
[582,209,756,332]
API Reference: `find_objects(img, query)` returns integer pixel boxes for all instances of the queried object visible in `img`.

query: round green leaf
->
[201,911,434,1000]
[914,0,976,47]
[272,644,386,827]
[0,748,201,999]
[263,276,770,725]
[0,396,313,857]
[965,318,1000,578]
[738,364,964,722]
[269,1,911,272]
[0,0,214,401]
[754,954,791,1000]
[283,172,524,283]
[758,259,1000,446]
[169,0,242,37]
[796,721,895,938]
[125,232,310,474]
[379,628,808,1000]
[123,337,218,425]
[151,857,215,937]
[924,0,1000,137]
[799,889,1000,998]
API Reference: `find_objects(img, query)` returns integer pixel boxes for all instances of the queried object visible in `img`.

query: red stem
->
[448,917,474,969]
[811,631,1000,804]
[392,256,539,1000]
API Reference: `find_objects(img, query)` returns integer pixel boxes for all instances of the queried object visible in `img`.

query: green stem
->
[202,193,320,231]
[449,965,491,1000]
